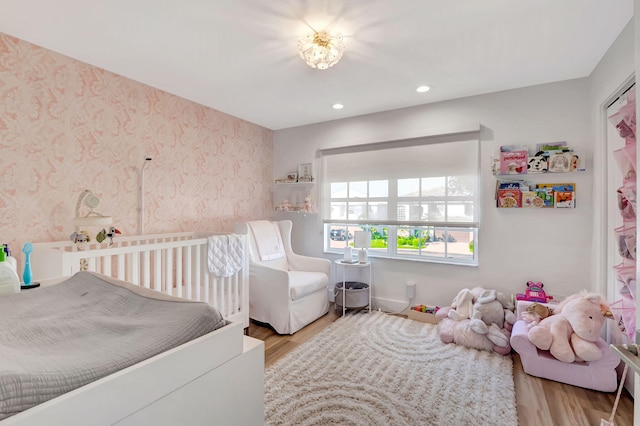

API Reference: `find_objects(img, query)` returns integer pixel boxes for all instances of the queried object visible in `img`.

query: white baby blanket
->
[248,221,285,261]
[207,234,244,277]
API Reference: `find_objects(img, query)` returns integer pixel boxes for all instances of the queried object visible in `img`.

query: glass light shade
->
[297,31,345,70]
[354,231,371,248]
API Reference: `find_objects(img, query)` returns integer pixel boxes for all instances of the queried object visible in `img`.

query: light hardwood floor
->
[249,307,634,426]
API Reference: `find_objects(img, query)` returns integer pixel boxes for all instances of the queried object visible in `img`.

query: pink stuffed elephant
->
[527,292,614,363]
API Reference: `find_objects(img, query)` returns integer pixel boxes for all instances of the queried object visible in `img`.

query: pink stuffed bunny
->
[527,292,613,363]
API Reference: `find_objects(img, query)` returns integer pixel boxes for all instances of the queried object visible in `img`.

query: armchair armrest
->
[249,263,292,299]
[287,253,330,276]
[510,320,537,354]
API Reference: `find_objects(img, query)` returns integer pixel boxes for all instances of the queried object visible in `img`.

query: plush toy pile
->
[436,287,516,355]
[525,292,614,363]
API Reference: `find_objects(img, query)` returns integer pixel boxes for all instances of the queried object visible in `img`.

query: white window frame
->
[320,130,480,266]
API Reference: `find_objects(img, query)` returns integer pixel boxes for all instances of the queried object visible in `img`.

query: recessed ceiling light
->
[416,85,430,93]
[332,103,344,110]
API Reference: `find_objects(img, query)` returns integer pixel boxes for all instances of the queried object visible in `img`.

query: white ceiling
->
[0,1,633,130]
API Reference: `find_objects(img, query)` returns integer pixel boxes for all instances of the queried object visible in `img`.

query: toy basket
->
[334,281,369,309]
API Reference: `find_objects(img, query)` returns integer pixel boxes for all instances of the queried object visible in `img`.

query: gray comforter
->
[0,271,226,420]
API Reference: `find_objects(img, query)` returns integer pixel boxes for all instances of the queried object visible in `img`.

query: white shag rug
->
[265,311,517,426]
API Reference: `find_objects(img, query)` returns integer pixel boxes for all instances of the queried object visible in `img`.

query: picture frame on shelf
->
[298,163,313,179]
[285,172,298,183]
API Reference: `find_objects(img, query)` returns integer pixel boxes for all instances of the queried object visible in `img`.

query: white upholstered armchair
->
[234,220,330,334]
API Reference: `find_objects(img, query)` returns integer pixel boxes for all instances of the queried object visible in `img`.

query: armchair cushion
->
[289,271,328,301]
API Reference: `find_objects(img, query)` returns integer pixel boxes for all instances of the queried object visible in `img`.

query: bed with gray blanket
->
[0,271,226,420]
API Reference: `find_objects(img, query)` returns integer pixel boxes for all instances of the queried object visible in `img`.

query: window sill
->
[324,250,478,267]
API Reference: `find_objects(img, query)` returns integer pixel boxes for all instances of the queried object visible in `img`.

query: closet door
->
[606,83,636,345]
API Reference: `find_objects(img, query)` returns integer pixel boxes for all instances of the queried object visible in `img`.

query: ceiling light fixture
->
[332,103,344,110]
[416,85,431,93]
[298,30,345,70]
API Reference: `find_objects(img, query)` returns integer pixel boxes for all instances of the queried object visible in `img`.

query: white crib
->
[30,232,249,329]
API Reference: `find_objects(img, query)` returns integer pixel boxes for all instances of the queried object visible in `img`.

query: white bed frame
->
[2,233,264,426]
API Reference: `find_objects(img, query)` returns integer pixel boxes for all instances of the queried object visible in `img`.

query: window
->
[321,134,479,265]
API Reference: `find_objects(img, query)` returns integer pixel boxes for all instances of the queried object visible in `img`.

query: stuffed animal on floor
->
[437,306,511,355]
[437,287,516,355]
[469,289,516,335]
[446,287,479,321]
[527,292,614,363]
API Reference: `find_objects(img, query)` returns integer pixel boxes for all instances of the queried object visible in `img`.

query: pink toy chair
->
[510,301,620,392]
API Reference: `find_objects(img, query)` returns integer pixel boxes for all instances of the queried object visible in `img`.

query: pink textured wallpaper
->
[0,34,273,262]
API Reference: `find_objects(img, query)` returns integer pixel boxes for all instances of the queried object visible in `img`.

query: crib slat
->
[153,249,161,292]
[103,256,111,277]
[212,277,219,312]
[176,246,183,297]
[142,251,151,288]
[185,247,192,300]
[194,245,201,301]
[233,273,239,314]
[165,248,173,295]
[116,255,125,281]
[131,252,140,286]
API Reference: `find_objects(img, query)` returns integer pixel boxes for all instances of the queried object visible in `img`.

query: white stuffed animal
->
[447,288,475,321]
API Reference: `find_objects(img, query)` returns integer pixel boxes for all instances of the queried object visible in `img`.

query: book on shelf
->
[554,190,575,208]
[499,150,528,175]
[522,191,545,208]
[495,179,576,208]
[535,183,576,208]
[497,188,522,208]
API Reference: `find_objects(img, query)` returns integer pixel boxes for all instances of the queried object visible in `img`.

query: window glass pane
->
[423,202,445,221]
[348,202,366,220]
[349,181,367,198]
[368,202,388,220]
[331,182,347,198]
[422,177,446,196]
[331,202,347,220]
[447,202,474,222]
[447,175,476,196]
[397,202,422,221]
[369,225,388,253]
[369,180,388,197]
[445,229,475,260]
[398,178,419,197]
[421,226,446,258]
[328,225,352,249]
[397,227,428,256]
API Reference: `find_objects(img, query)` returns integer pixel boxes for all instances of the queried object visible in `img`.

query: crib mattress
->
[0,271,226,420]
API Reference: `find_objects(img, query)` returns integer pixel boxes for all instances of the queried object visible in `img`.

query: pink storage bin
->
[610,298,636,342]
[613,263,636,300]
[617,179,637,220]
[613,144,636,179]
[614,224,637,260]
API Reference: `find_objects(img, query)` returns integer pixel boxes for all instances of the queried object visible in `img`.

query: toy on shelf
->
[276,199,292,212]
[300,196,316,213]
[516,281,553,303]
